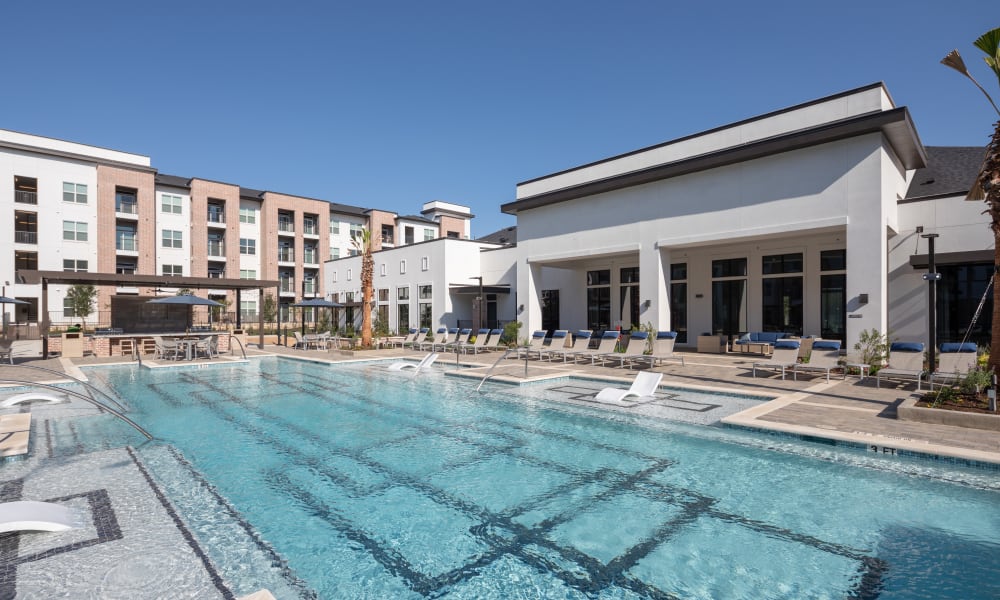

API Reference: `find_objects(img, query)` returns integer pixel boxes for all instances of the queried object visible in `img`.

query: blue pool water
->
[66,358,1000,599]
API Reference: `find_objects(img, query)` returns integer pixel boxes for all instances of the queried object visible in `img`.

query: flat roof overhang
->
[502,107,927,215]
[448,284,511,295]
[17,270,279,290]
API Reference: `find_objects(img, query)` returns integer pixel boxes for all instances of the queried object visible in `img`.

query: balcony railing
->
[303,224,318,235]
[116,201,138,214]
[279,280,295,293]
[381,234,395,245]
[278,249,295,262]
[278,221,294,233]
[117,237,137,251]
[14,190,37,204]
[303,282,317,295]
[303,251,318,265]
[14,231,37,244]
[207,242,226,257]
[207,210,225,224]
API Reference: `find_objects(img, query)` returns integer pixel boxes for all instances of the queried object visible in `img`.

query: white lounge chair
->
[877,342,925,391]
[0,392,67,408]
[928,342,978,389]
[792,339,843,382]
[421,328,449,351]
[603,331,649,367]
[442,328,472,352]
[404,328,429,350]
[0,500,83,533]
[387,353,439,372]
[461,329,493,354]
[543,330,592,362]
[571,330,620,364]
[538,330,570,361]
[483,329,507,351]
[594,371,663,406]
[391,328,419,348]
[517,330,548,360]
[629,331,685,369]
[751,339,801,379]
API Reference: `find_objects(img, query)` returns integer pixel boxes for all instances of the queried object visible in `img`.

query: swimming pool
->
[64,358,1000,598]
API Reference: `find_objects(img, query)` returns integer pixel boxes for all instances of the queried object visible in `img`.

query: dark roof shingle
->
[904,146,984,200]
[476,225,516,245]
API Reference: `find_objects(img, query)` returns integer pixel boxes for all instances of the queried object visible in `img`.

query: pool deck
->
[1,340,998,597]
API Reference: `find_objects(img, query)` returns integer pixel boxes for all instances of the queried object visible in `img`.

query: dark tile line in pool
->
[169,370,876,598]
[125,446,235,600]
[160,446,319,600]
[546,384,723,413]
[722,423,1000,473]
[42,419,53,459]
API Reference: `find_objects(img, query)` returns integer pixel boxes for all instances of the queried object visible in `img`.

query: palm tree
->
[351,228,375,348]
[942,26,1000,375]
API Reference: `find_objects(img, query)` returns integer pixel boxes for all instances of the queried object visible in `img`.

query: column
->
[639,244,669,330]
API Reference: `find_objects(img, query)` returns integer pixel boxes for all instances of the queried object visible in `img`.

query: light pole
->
[470,276,483,330]
[921,233,941,375]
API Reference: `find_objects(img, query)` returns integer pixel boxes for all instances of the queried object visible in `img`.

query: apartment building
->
[0,128,473,331]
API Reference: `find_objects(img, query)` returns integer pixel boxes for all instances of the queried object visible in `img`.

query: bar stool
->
[141,338,156,355]
[118,339,135,357]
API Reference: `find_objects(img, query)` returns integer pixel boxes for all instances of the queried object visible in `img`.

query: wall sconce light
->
[518,304,524,312]
[858,293,869,304]
[642,299,651,309]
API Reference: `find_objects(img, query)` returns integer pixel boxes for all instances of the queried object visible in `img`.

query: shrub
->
[854,329,889,373]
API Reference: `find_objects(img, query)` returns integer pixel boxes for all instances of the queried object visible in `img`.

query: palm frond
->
[973,27,1000,82]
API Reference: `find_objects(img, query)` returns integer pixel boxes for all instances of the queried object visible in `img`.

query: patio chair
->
[0,500,83,534]
[571,330,620,364]
[603,331,649,368]
[393,328,419,349]
[516,330,548,360]
[404,328,430,350]
[292,332,307,350]
[538,330,570,361]
[387,352,439,372]
[484,329,506,351]
[433,328,461,352]
[421,328,449,351]
[792,339,843,382]
[542,330,588,362]
[194,335,218,359]
[442,328,472,352]
[0,339,12,365]
[751,339,801,379]
[877,342,925,391]
[461,329,493,354]
[153,336,181,361]
[593,371,663,406]
[928,342,979,389]
[630,331,685,369]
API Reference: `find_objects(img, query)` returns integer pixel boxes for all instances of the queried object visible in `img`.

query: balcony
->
[302,282,317,295]
[15,190,37,205]
[303,250,318,265]
[278,249,295,263]
[207,209,226,227]
[14,231,37,244]
[116,200,138,216]
[279,280,296,294]
[303,223,319,236]
[278,221,295,236]
[117,236,138,252]
[207,241,226,258]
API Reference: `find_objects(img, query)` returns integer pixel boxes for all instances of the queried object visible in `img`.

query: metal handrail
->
[0,378,153,440]
[475,347,520,392]
[0,363,128,412]
[229,334,248,359]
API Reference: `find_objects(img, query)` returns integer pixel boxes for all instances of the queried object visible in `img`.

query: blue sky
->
[2,1,997,236]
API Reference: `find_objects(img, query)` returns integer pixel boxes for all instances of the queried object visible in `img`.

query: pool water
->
[68,358,1000,599]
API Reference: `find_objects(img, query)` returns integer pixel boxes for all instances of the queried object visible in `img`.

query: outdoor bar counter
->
[45,331,236,358]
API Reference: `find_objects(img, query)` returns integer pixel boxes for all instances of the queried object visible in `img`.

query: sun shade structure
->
[291,298,344,334]
[146,294,224,306]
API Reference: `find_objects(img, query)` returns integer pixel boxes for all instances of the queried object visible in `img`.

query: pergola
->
[17,270,279,355]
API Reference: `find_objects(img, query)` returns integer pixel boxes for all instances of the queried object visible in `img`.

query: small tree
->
[262,293,277,330]
[351,228,375,348]
[65,284,97,331]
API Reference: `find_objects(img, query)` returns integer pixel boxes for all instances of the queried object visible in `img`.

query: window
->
[303,215,318,235]
[239,207,256,224]
[63,259,88,272]
[62,221,88,241]
[380,263,386,276]
[820,249,846,271]
[330,221,340,235]
[761,253,803,334]
[240,238,256,255]
[63,182,88,204]
[332,272,338,283]
[330,247,340,259]
[586,269,611,331]
[240,300,257,319]
[15,251,37,270]
[378,288,389,302]
[350,223,364,241]
[419,302,432,328]
[240,269,257,279]
[424,228,435,241]
[670,263,688,344]
[208,263,225,278]
[381,224,394,245]
[116,260,136,275]
[397,286,410,300]
[162,229,183,248]
[620,267,640,328]
[820,250,847,343]
[347,269,352,281]
[541,290,560,333]
[938,263,993,347]
[421,256,429,271]
[446,231,459,238]
[207,232,225,257]
[162,264,183,276]
[712,258,747,336]
[116,224,137,251]
[207,201,225,223]
[418,285,432,299]
[398,303,410,333]
[63,297,79,318]
[161,193,182,214]
[400,260,407,274]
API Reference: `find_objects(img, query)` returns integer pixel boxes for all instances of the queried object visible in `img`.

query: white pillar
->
[639,244,669,330]
[845,150,890,350]
[517,260,543,338]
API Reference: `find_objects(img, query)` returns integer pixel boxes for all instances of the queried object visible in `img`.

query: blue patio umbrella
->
[292,298,344,334]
